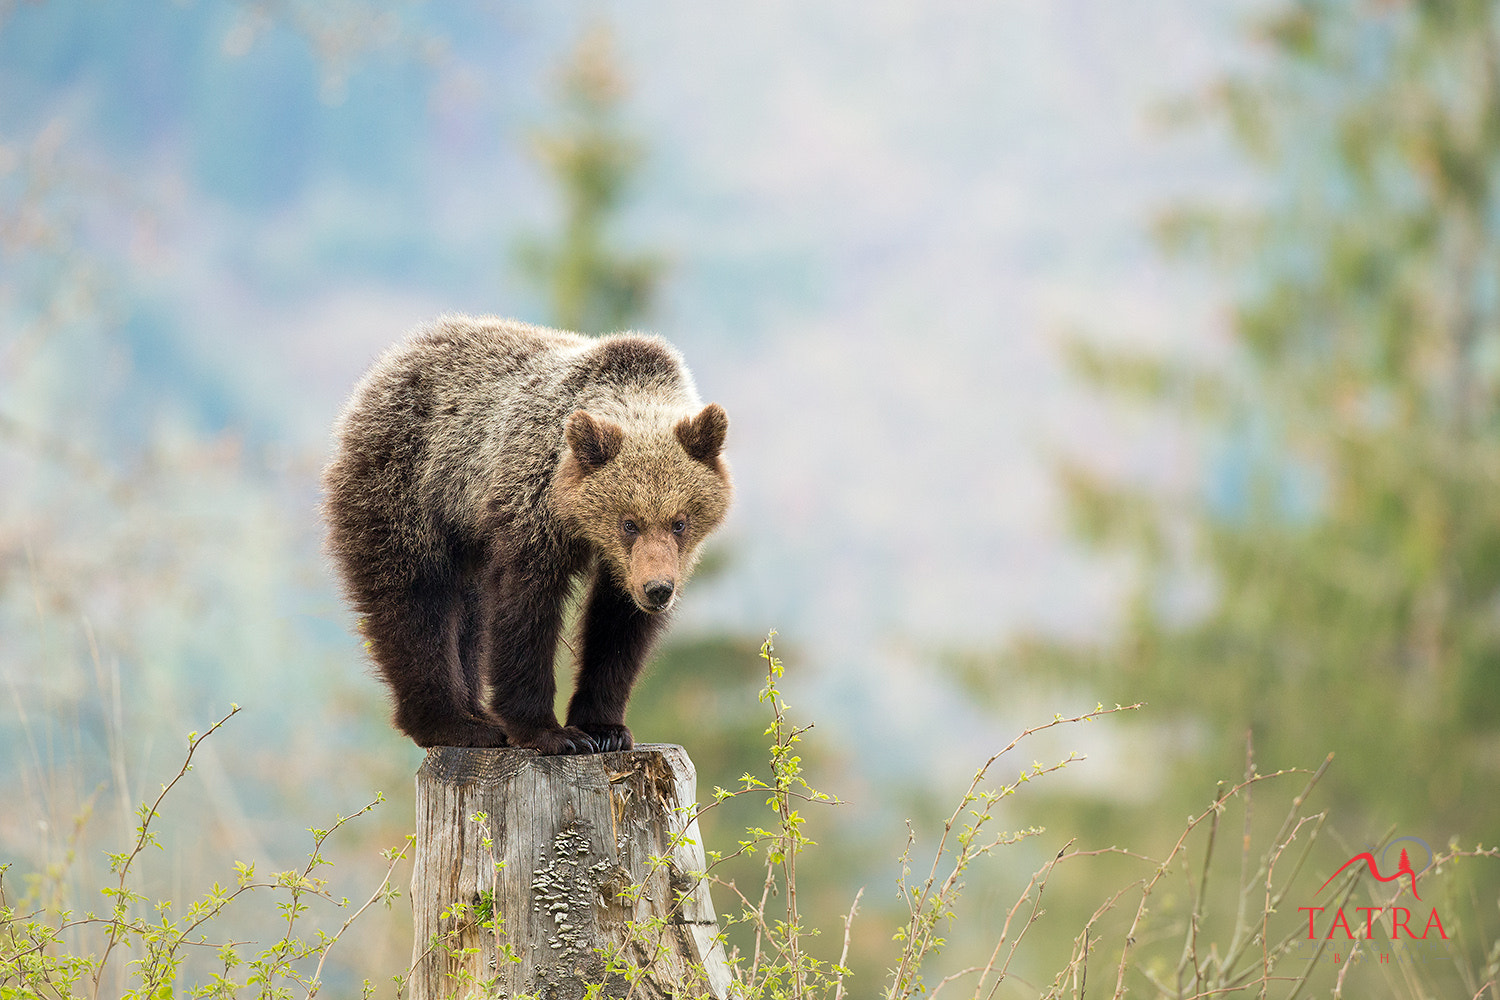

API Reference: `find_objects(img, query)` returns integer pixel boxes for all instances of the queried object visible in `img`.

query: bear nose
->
[644,579,675,608]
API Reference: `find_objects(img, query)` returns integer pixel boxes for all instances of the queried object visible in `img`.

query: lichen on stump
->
[409,744,732,1000]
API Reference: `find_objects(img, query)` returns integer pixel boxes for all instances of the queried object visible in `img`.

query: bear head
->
[553,403,731,614]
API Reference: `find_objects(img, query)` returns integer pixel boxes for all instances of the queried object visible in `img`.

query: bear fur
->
[322,314,731,754]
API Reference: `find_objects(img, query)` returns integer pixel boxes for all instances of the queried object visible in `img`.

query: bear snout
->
[642,578,676,611]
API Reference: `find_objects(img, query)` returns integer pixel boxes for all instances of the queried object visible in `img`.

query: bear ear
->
[566,410,625,470]
[675,403,728,466]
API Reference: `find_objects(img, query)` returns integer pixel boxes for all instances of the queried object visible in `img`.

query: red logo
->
[1315,837,1431,901]
[1298,838,1447,944]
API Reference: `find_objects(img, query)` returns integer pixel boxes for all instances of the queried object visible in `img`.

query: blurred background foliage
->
[959,0,1500,985]
[3,0,1499,997]
[998,0,1500,849]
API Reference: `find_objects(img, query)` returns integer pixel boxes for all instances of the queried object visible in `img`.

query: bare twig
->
[305,833,413,998]
[831,885,863,1000]
[90,704,241,1000]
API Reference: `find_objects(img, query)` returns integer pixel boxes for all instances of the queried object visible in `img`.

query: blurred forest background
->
[3,1,1499,996]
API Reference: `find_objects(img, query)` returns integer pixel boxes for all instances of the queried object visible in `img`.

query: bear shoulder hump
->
[568,334,686,392]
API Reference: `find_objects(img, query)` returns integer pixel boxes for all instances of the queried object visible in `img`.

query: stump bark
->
[409,744,733,1000]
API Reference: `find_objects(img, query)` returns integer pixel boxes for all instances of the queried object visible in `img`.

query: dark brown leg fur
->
[359,569,510,749]
[455,577,496,722]
[565,570,669,752]
[482,545,597,755]
[326,491,506,747]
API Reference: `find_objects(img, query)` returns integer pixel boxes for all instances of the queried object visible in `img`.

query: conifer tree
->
[517,25,663,334]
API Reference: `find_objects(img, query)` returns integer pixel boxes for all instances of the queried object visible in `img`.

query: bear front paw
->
[575,723,633,753]
[516,725,599,755]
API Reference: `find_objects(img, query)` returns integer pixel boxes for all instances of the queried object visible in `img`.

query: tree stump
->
[409,744,733,1000]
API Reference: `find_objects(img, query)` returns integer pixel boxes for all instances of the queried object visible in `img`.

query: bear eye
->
[622,518,639,535]
[671,518,687,535]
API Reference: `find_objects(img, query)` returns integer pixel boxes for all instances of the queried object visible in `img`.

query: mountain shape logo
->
[1315,838,1430,901]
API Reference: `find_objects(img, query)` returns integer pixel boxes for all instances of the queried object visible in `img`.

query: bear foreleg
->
[483,548,598,755]
[564,571,670,752]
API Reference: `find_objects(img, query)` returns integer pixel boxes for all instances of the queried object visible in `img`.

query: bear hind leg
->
[361,576,509,748]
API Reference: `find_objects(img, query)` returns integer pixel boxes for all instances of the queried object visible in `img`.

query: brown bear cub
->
[322,315,731,754]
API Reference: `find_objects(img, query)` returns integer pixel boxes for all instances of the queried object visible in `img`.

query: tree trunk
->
[409,744,733,1000]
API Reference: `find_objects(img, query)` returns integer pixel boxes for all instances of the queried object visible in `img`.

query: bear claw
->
[519,726,599,755]
[560,734,598,754]
[574,723,633,753]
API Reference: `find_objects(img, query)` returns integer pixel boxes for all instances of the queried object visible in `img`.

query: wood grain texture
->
[409,744,732,999]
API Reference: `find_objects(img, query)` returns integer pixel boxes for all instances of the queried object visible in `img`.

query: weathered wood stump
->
[409,744,733,1000]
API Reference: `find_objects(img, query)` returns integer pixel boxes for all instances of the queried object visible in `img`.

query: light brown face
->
[553,403,733,613]
[618,511,692,613]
